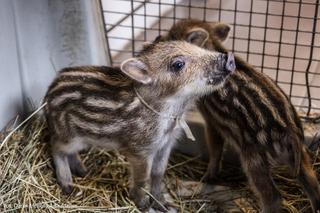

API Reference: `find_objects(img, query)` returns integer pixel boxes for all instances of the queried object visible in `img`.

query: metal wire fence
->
[101,0,320,118]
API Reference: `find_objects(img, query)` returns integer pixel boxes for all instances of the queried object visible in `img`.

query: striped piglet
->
[44,40,235,211]
[159,19,320,213]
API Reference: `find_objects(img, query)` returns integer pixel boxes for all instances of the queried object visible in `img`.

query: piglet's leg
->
[127,155,152,211]
[296,148,320,213]
[51,136,73,194]
[203,122,224,182]
[198,102,224,182]
[68,153,87,178]
[52,151,73,194]
[241,151,282,213]
[150,142,174,211]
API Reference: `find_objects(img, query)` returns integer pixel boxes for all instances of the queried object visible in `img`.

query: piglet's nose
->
[217,52,236,73]
[226,53,236,72]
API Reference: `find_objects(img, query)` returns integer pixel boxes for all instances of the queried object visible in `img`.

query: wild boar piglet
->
[44,40,235,211]
[160,19,320,213]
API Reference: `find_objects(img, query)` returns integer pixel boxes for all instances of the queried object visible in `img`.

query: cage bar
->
[102,0,320,118]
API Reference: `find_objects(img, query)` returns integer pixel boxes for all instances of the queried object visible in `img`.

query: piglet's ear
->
[142,35,163,49]
[209,23,231,42]
[186,28,209,47]
[153,35,163,43]
[120,58,152,84]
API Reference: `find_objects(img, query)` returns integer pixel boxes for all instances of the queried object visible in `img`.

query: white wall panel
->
[0,0,108,130]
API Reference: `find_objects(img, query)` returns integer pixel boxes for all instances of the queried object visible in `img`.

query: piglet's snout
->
[216,52,236,73]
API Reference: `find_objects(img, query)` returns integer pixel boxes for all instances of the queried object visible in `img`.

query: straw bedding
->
[0,116,319,213]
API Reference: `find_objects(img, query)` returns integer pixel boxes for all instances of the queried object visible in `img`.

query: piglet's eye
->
[170,60,185,73]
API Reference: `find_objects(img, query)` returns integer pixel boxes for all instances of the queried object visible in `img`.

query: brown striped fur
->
[44,41,233,211]
[160,20,320,213]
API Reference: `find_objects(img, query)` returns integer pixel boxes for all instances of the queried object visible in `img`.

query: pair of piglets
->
[44,40,235,210]
[159,19,320,213]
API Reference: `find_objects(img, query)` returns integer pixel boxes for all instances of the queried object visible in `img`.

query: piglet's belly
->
[57,136,122,154]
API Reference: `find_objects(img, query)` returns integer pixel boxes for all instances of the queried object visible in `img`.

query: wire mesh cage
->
[101,0,320,118]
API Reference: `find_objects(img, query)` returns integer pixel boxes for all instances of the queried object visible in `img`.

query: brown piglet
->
[159,19,320,213]
[44,40,235,211]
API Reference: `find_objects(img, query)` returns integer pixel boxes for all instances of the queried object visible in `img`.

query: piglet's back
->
[44,66,140,139]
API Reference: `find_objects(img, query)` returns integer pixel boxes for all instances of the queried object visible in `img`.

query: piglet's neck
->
[134,85,193,118]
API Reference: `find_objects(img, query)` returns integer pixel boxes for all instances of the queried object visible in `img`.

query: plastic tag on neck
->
[174,118,196,141]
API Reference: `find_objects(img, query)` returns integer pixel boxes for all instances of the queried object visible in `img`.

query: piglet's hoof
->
[135,197,151,212]
[202,171,220,184]
[72,167,88,178]
[130,192,150,211]
[61,184,73,195]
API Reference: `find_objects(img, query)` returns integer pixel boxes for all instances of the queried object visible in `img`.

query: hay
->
[0,116,319,213]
